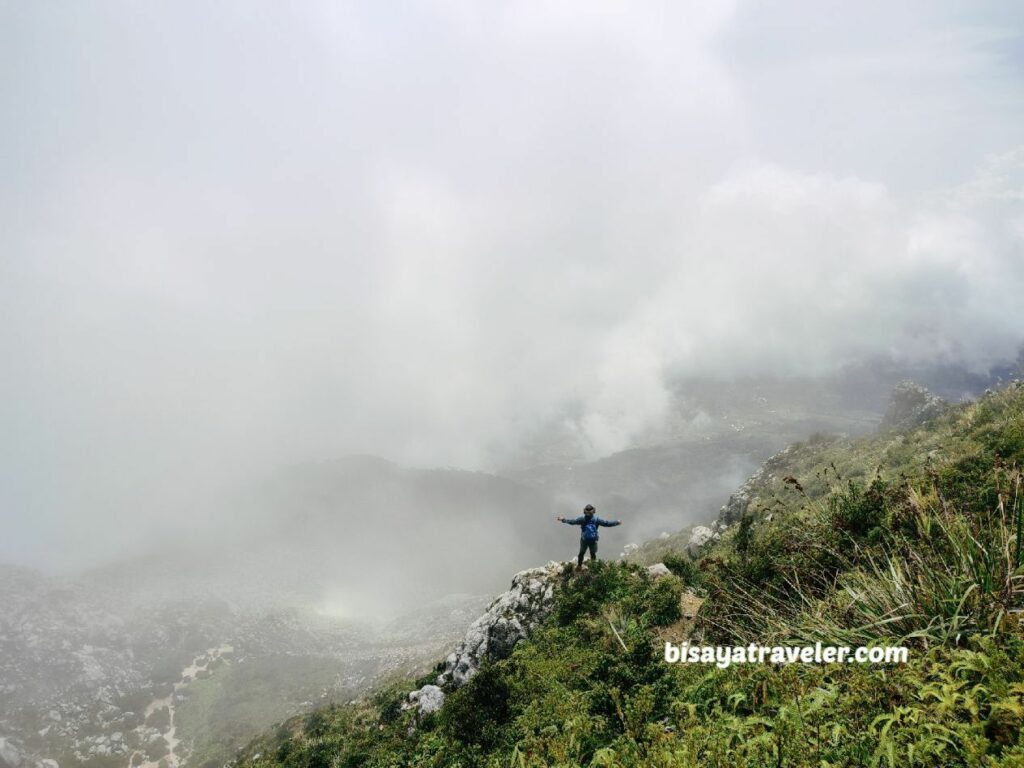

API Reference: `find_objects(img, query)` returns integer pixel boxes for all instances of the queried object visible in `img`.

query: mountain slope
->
[232,383,1024,767]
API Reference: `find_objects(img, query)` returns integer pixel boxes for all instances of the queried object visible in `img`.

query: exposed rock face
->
[0,561,489,768]
[405,562,562,715]
[880,381,945,431]
[646,563,671,579]
[437,562,560,688]
[403,685,445,716]
[686,526,715,555]
[717,445,794,527]
[0,737,57,768]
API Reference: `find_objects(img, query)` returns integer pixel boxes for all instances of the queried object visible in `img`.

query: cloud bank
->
[1,1,1022,567]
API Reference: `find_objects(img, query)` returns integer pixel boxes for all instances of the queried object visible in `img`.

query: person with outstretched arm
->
[556,504,621,569]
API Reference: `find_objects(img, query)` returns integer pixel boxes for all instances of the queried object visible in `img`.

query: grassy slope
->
[231,385,1024,768]
[174,655,357,768]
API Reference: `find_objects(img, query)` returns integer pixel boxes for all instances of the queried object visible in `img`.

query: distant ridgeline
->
[234,382,1024,768]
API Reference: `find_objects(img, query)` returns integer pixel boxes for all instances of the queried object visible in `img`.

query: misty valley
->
[0,550,491,768]
[5,4,1024,765]
[2,364,1015,768]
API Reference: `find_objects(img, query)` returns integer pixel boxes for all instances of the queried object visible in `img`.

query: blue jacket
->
[562,514,620,542]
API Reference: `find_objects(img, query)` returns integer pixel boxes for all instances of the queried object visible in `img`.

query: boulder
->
[401,683,448,733]
[647,563,671,579]
[687,526,715,555]
[406,685,445,715]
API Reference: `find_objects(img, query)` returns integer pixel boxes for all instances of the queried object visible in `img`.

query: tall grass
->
[703,464,1024,648]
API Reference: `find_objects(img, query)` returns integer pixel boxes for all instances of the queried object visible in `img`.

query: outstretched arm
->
[597,517,621,527]
[556,516,584,525]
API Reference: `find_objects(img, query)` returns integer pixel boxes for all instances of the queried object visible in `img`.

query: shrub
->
[553,560,636,625]
[438,664,512,750]
[638,577,683,626]
[662,552,703,588]
[371,688,405,726]
[829,477,888,538]
[838,469,1024,646]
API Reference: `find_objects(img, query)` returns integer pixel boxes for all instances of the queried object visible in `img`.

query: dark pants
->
[577,538,598,566]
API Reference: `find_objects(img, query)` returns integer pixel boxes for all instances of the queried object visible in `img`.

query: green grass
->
[230,385,1024,768]
[175,655,359,768]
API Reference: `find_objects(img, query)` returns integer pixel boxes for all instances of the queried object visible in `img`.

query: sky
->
[2,0,1023,569]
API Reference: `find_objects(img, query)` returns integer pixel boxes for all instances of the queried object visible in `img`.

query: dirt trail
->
[127,644,233,768]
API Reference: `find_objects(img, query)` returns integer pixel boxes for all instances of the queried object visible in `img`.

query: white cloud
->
[572,152,1024,452]
[1,0,1022,566]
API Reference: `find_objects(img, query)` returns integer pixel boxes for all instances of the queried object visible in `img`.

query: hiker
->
[556,504,621,568]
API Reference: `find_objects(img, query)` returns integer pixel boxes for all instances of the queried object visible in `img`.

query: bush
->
[370,688,405,726]
[438,664,511,750]
[829,477,888,538]
[662,552,703,588]
[553,561,636,625]
[634,576,682,626]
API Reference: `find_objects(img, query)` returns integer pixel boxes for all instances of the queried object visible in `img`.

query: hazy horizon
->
[3,0,1024,571]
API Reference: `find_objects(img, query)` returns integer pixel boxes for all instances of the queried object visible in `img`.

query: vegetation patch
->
[233,385,1024,767]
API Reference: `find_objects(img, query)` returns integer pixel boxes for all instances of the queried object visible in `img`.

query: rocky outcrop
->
[437,562,560,687]
[717,445,794,527]
[646,563,671,579]
[0,737,58,768]
[405,562,562,714]
[716,381,946,533]
[686,526,715,555]
[880,381,945,431]
[403,685,445,716]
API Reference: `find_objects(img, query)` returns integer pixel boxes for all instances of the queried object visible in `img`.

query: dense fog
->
[2,0,1023,591]
[3,5,1023,768]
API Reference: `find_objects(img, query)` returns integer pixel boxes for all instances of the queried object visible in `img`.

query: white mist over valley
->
[2,2,1023,768]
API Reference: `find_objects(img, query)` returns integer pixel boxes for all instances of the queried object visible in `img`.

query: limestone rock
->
[647,563,671,579]
[880,381,945,431]
[404,684,445,716]
[679,589,703,620]
[0,738,57,768]
[717,445,794,527]
[434,561,561,689]
[687,526,715,555]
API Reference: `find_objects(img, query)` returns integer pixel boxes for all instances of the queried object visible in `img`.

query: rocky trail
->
[127,645,233,768]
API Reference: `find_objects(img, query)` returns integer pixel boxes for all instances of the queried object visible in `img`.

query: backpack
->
[581,516,600,541]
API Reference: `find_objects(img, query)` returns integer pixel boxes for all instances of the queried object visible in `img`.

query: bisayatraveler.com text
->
[664,642,909,669]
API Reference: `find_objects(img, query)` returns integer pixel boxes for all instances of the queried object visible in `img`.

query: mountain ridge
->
[231,381,1024,767]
